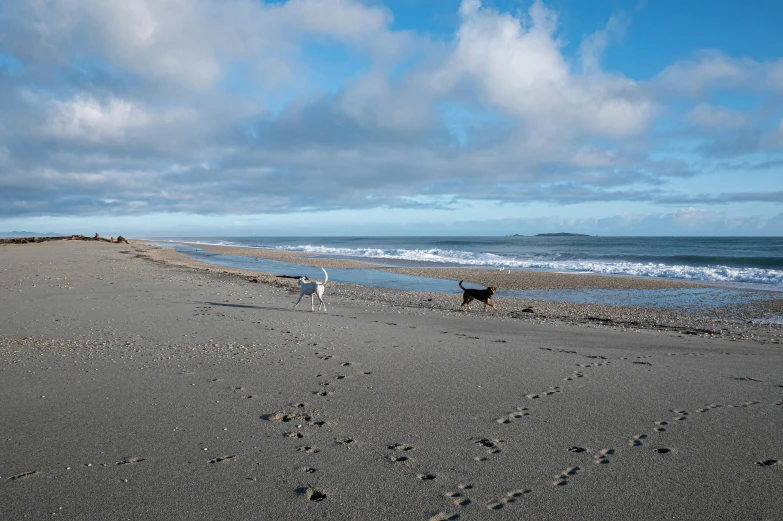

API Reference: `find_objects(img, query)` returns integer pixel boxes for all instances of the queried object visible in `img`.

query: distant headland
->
[507,232,592,237]
[0,231,63,238]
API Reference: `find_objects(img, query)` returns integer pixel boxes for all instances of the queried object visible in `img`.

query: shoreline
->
[153,238,783,292]
[135,241,783,344]
[169,240,722,290]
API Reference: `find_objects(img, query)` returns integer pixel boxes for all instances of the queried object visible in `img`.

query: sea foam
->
[270,244,783,286]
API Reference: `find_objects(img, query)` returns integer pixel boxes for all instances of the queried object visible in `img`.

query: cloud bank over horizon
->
[1,0,782,235]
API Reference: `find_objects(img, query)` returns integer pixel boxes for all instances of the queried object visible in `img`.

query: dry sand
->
[1,240,782,520]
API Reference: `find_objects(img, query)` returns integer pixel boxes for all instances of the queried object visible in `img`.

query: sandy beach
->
[1,240,782,520]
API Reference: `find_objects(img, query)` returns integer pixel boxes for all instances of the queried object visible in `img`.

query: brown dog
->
[459,280,497,312]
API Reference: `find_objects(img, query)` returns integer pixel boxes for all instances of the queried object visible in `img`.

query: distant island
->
[535,233,591,237]
[507,232,591,237]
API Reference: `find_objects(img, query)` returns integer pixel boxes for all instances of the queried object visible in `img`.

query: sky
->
[1,0,782,237]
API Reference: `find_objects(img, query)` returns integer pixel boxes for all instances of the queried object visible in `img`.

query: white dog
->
[294,268,328,312]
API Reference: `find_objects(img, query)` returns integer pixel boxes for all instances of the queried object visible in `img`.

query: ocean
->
[154,236,783,287]
[149,236,783,316]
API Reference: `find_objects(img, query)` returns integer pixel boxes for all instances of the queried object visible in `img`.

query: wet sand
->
[1,240,782,520]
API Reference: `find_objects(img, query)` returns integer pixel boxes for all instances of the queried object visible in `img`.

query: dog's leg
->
[317,289,326,312]
[294,293,304,308]
[310,293,315,312]
[317,287,327,312]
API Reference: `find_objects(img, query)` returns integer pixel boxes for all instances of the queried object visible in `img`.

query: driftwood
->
[0,234,131,246]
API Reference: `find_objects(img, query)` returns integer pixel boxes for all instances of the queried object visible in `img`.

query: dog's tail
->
[459,279,466,290]
[321,267,328,285]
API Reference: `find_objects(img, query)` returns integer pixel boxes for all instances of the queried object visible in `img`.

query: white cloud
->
[579,12,629,74]
[671,207,718,229]
[590,208,783,235]
[336,72,434,131]
[40,169,108,184]
[44,95,151,142]
[686,104,748,129]
[769,118,783,148]
[27,0,223,90]
[654,50,755,96]
[7,0,405,92]
[765,59,783,93]
[432,0,652,139]
[570,147,619,168]
[278,0,393,43]
[25,92,203,146]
